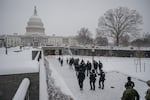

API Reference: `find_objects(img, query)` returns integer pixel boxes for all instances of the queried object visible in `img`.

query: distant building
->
[22,6,47,47]
[25,6,45,36]
[0,6,78,47]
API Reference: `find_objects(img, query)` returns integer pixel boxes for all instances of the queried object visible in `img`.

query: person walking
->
[98,60,103,73]
[89,69,97,90]
[86,60,92,76]
[66,58,68,64]
[74,59,80,76]
[77,69,85,90]
[79,60,86,73]
[145,80,150,100]
[98,70,105,89]
[125,76,135,88]
[122,84,140,100]
[93,60,98,73]
[60,59,63,66]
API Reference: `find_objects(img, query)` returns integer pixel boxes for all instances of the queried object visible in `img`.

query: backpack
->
[90,73,96,81]
[100,72,105,81]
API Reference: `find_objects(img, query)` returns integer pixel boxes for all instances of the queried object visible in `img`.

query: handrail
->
[13,78,30,100]
[67,46,73,55]
[39,50,49,100]
[34,51,41,61]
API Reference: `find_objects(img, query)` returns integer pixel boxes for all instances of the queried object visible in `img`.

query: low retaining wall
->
[0,72,39,100]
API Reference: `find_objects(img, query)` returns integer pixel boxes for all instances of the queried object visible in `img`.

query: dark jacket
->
[99,72,105,81]
[89,72,97,82]
[86,62,92,70]
[125,81,135,88]
[93,61,98,69]
[98,61,103,70]
[78,71,85,81]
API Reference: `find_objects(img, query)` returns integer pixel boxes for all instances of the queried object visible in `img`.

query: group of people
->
[122,77,150,100]
[58,57,63,66]
[58,57,150,100]
[66,57,105,91]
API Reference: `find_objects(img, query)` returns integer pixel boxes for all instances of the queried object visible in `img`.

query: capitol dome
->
[25,6,45,36]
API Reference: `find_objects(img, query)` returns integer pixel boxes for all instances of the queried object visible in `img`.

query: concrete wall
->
[0,72,39,100]
[42,46,150,57]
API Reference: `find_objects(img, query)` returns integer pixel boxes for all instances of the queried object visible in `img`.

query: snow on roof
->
[0,47,39,75]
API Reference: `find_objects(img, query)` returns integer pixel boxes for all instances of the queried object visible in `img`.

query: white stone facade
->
[0,34,78,47]
[48,36,63,46]
[7,35,21,47]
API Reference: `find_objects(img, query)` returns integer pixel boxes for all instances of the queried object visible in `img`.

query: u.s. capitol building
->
[0,6,78,47]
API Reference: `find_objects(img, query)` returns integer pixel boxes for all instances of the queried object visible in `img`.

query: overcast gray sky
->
[0,0,150,37]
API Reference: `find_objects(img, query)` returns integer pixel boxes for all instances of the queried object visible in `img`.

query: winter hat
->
[92,69,95,73]
[127,76,131,81]
[147,80,150,87]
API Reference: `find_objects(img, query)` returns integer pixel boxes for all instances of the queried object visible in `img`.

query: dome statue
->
[25,6,45,36]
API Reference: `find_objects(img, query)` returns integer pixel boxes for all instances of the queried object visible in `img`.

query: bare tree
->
[76,27,93,45]
[131,32,150,47]
[97,7,143,46]
[120,34,130,46]
[95,30,108,46]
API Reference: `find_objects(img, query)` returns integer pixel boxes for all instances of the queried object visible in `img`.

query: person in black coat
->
[86,60,92,76]
[89,69,97,90]
[58,57,61,62]
[69,58,74,69]
[74,59,80,76]
[125,76,135,88]
[79,60,86,73]
[77,69,85,90]
[60,59,63,66]
[66,58,69,64]
[93,60,98,73]
[98,60,103,73]
[98,70,105,89]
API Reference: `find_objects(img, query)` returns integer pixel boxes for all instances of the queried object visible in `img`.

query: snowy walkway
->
[47,56,149,100]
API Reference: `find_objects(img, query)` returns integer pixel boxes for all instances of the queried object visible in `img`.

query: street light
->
[92,45,95,61]
[4,36,8,55]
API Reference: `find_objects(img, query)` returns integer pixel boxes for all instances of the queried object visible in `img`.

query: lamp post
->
[92,45,95,61]
[4,36,8,55]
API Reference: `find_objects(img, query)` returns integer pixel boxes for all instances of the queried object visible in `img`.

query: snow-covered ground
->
[0,47,39,75]
[46,55,150,100]
[0,47,149,100]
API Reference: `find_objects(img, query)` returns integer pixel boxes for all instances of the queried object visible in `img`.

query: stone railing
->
[13,78,30,100]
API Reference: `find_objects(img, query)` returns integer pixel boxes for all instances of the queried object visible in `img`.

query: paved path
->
[47,56,147,100]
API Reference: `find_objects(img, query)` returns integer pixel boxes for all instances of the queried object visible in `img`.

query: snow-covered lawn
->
[47,55,150,100]
[0,47,39,75]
